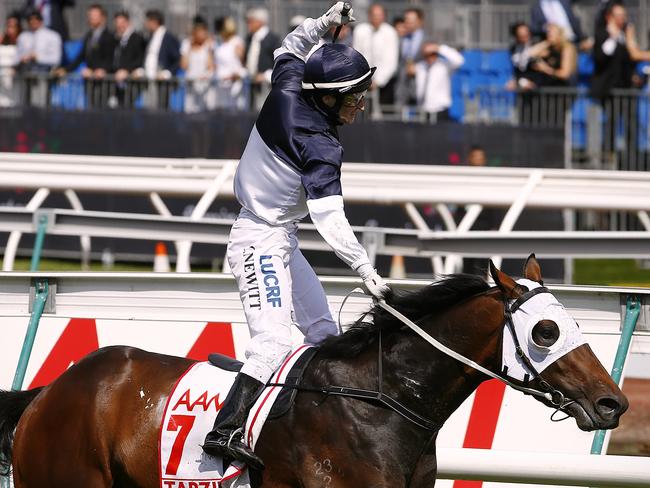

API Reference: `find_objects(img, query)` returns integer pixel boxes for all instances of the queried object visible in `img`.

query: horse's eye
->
[531,320,560,348]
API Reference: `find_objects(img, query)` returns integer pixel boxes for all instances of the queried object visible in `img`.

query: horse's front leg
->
[408,441,438,488]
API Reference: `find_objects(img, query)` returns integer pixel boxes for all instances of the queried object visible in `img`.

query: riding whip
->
[332,2,352,43]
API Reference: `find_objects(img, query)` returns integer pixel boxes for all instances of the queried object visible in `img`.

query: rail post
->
[590,294,641,454]
[11,279,49,392]
[29,212,50,271]
[1,278,50,486]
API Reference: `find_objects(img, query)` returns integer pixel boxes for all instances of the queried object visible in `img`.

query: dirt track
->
[608,378,650,456]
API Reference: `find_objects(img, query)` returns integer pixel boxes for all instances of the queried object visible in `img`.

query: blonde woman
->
[529,23,577,86]
[180,16,216,113]
[214,16,247,108]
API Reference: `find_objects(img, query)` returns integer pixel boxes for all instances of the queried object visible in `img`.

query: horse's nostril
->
[596,396,621,417]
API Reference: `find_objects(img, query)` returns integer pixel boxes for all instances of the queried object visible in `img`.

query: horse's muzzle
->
[594,394,628,427]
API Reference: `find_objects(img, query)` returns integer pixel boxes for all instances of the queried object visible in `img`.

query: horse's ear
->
[523,253,543,284]
[489,260,523,299]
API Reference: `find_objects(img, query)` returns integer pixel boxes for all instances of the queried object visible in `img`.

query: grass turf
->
[574,259,650,287]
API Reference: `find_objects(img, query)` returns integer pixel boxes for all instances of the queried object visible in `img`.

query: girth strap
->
[267,382,438,431]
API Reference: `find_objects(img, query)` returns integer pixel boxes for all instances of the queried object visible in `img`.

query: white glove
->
[357,263,389,300]
[317,2,356,31]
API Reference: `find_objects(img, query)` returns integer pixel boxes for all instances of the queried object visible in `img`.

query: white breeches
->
[227,209,338,383]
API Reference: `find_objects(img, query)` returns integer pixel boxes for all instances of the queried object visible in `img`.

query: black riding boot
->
[202,373,266,471]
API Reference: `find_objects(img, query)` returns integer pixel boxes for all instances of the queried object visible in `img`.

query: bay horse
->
[0,256,627,487]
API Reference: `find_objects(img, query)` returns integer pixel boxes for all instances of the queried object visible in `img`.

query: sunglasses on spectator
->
[342,90,367,108]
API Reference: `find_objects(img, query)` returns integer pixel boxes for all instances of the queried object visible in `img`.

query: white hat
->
[289,15,306,28]
[246,7,269,24]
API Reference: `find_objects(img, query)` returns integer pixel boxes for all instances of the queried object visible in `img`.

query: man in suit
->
[244,7,280,110]
[22,0,74,42]
[142,9,180,109]
[396,8,425,108]
[57,4,116,108]
[590,2,650,168]
[113,10,145,108]
[530,0,587,45]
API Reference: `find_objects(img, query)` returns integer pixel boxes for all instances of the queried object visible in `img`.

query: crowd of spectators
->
[2,1,650,118]
[508,0,650,95]
[0,4,245,110]
[0,2,468,118]
[505,0,650,160]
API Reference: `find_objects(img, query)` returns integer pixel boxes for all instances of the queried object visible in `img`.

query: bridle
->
[499,286,576,419]
[271,286,576,431]
[370,286,576,427]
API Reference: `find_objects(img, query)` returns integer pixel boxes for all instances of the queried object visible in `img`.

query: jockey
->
[202,2,389,470]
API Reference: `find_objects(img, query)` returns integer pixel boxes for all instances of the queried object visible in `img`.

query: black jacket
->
[151,30,181,75]
[23,0,75,41]
[245,30,281,74]
[590,30,635,99]
[530,0,586,42]
[114,31,146,72]
[66,27,116,72]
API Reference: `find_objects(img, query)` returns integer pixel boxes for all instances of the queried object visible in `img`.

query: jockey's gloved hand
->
[317,2,356,31]
[357,263,389,300]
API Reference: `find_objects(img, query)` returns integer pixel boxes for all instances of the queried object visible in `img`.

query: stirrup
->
[226,427,244,448]
[203,429,264,470]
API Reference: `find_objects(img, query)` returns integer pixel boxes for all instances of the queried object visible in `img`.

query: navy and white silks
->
[231,18,372,383]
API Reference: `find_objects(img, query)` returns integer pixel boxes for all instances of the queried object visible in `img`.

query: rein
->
[272,286,575,432]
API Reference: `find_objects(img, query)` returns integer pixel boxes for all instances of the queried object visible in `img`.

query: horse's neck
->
[385,325,500,428]
[316,293,504,430]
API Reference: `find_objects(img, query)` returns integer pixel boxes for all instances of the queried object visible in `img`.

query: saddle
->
[208,347,319,419]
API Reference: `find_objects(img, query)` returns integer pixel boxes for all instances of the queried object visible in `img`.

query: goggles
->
[341,90,367,108]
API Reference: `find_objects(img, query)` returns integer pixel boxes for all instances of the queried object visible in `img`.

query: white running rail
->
[2,153,650,274]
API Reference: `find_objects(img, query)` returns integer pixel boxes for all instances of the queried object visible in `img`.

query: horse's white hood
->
[502,279,587,382]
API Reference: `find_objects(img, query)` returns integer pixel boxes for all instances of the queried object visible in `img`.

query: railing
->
[4,206,650,263]
[464,86,650,173]
[2,152,650,280]
[0,70,410,120]
[1,71,252,112]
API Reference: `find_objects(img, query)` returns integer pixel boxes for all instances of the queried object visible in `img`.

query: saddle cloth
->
[159,345,314,488]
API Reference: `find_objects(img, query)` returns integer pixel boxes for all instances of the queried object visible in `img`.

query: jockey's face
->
[339,90,366,124]
[322,92,366,124]
[338,101,364,124]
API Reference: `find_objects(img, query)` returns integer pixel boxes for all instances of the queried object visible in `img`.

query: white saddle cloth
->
[159,345,313,488]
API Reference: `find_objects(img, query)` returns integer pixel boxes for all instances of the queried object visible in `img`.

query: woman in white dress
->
[214,16,247,109]
[180,17,216,113]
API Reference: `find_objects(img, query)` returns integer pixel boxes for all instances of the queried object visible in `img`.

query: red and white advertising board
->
[0,273,647,488]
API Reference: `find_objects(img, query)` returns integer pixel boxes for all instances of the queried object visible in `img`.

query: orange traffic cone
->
[154,242,171,272]
[389,255,406,279]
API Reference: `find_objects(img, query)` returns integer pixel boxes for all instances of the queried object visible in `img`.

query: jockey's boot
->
[202,372,266,471]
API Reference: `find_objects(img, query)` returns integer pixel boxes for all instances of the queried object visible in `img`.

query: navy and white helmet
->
[302,43,376,95]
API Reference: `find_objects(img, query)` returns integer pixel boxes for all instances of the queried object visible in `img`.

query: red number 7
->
[165,414,196,475]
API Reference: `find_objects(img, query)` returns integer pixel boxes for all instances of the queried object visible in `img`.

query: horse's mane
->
[318,274,491,358]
